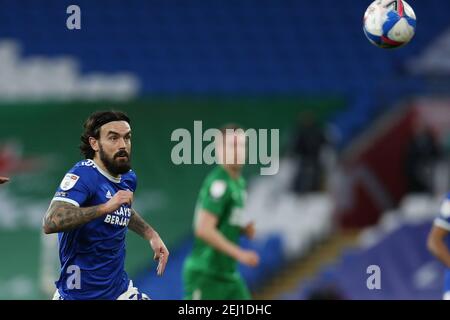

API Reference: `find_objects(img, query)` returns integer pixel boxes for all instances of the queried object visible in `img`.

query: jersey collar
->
[92,159,122,183]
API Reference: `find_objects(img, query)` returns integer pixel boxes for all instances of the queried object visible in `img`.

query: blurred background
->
[0,0,450,300]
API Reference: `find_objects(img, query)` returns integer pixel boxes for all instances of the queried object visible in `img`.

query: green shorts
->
[183,268,251,300]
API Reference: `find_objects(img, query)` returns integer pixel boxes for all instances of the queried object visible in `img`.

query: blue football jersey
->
[51,159,137,300]
[434,193,450,293]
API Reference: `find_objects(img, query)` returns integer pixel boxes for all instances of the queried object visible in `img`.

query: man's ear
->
[89,137,99,152]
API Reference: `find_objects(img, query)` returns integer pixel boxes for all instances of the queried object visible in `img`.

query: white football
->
[363,0,417,49]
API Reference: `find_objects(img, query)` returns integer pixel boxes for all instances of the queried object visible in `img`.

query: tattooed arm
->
[129,209,169,275]
[128,209,158,240]
[43,201,104,234]
[43,190,133,234]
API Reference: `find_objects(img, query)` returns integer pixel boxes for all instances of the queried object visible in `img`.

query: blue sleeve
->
[434,195,450,231]
[51,166,93,207]
[126,170,137,192]
[132,171,137,191]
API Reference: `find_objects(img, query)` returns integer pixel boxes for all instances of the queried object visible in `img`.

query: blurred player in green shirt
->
[183,124,260,300]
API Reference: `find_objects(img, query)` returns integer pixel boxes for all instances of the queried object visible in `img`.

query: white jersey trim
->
[92,159,122,183]
[51,197,80,207]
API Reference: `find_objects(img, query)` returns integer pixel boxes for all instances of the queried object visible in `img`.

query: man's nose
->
[118,138,127,149]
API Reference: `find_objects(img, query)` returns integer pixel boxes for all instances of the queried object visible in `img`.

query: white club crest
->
[210,180,226,199]
[60,174,80,191]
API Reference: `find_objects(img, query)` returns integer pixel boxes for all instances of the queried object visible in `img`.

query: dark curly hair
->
[80,110,131,159]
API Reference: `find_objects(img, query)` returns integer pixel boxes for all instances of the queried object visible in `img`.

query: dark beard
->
[99,145,131,175]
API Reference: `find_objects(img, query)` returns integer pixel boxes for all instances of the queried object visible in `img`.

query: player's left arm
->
[129,209,169,276]
[428,197,450,268]
[427,224,450,268]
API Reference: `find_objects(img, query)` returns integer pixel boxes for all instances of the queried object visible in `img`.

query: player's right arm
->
[195,209,259,267]
[43,190,133,234]
[427,196,450,268]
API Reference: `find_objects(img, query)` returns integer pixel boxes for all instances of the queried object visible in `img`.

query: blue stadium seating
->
[1,0,447,146]
[0,0,446,94]
[282,221,446,300]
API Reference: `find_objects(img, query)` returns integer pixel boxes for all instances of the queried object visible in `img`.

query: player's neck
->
[92,157,121,179]
[221,165,241,180]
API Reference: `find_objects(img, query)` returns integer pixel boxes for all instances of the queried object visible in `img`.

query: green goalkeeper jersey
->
[184,165,247,279]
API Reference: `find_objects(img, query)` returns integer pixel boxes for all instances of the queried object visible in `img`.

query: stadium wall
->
[336,98,450,228]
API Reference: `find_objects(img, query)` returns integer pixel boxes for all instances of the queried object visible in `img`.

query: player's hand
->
[237,249,260,267]
[149,233,169,276]
[0,176,10,184]
[242,222,256,239]
[100,190,133,214]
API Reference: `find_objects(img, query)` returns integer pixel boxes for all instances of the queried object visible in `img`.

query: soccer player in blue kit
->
[428,192,450,300]
[42,111,169,300]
